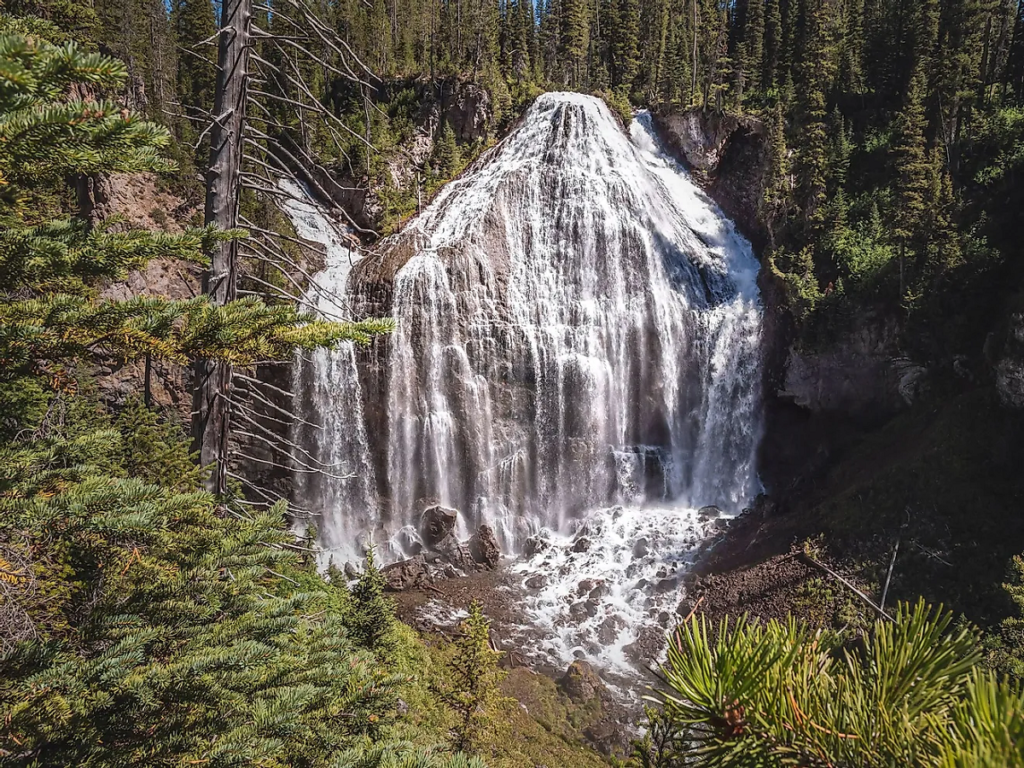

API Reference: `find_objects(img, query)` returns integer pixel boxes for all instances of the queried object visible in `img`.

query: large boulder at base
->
[559,660,608,704]
[381,555,432,591]
[469,524,501,569]
[420,505,458,546]
[434,532,477,572]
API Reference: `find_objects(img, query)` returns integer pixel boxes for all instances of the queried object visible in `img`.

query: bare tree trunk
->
[193,0,251,496]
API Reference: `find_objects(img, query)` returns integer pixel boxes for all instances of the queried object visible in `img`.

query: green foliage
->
[433,601,509,754]
[348,549,399,659]
[0,25,454,768]
[994,556,1024,678]
[643,601,1024,767]
[0,399,447,766]
[432,120,463,180]
[115,396,200,489]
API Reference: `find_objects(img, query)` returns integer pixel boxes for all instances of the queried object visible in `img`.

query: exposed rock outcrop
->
[994,304,1024,409]
[78,172,190,231]
[469,524,501,569]
[780,313,927,417]
[83,173,200,422]
[652,108,768,249]
[444,81,492,143]
[313,78,494,233]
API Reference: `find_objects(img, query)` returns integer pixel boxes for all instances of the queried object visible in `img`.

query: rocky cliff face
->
[309,78,494,234]
[81,173,200,421]
[994,297,1024,409]
[651,108,769,250]
[648,106,935,501]
[780,314,927,417]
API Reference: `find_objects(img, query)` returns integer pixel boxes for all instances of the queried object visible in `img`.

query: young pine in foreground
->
[637,600,1024,768]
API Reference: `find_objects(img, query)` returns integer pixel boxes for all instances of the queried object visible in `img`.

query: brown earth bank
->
[695,385,1024,634]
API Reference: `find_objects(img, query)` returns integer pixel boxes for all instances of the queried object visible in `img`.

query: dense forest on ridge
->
[0,0,1023,765]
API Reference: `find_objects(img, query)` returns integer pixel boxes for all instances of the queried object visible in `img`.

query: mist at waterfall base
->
[287,93,763,675]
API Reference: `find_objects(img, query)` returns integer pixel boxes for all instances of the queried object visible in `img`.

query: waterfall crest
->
[291,92,763,565]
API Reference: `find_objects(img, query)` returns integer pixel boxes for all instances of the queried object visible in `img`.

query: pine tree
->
[645,601,1024,766]
[793,0,836,232]
[1008,0,1024,102]
[172,0,216,153]
[764,0,783,91]
[762,98,790,242]
[612,0,641,91]
[837,0,866,95]
[433,119,463,178]
[741,0,766,100]
[891,66,931,298]
[561,0,592,86]
[348,548,398,658]
[434,601,509,754]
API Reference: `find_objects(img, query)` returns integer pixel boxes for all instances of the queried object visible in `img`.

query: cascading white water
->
[287,93,763,666]
[378,93,762,548]
[282,180,380,557]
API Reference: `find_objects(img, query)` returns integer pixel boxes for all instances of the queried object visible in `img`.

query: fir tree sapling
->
[434,600,510,755]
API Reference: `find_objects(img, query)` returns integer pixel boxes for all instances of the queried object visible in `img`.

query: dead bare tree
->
[192,0,251,495]
[189,0,386,501]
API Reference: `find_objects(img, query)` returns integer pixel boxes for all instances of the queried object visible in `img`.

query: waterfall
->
[282,180,380,557]
[288,93,763,572]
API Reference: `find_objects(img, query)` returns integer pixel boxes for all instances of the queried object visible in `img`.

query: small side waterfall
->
[282,181,380,555]
[288,93,763,572]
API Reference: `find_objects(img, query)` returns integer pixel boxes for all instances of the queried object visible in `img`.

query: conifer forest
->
[1,0,1024,765]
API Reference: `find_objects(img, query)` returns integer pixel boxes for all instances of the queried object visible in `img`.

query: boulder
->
[434,532,476,572]
[559,660,607,704]
[469,524,501,569]
[525,574,547,590]
[623,625,667,664]
[655,577,678,593]
[572,537,592,553]
[420,505,458,546]
[381,555,431,591]
[392,525,424,557]
[588,582,610,600]
[698,505,722,521]
[597,616,623,645]
[523,534,550,558]
[632,537,650,558]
